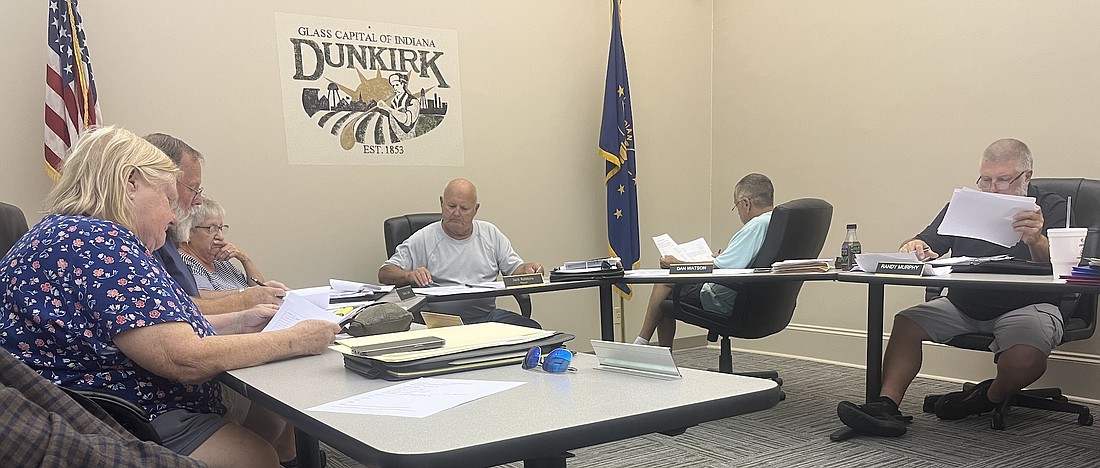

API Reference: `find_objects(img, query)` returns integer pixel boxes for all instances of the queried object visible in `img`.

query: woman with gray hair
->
[176,197,286,292]
[0,126,340,467]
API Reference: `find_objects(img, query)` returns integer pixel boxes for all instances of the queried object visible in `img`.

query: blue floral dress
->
[0,214,223,418]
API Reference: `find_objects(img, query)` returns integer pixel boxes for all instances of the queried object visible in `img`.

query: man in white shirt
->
[379,178,543,328]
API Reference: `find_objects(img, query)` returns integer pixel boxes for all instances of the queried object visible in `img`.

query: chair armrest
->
[925,286,945,302]
[512,293,533,318]
[60,386,162,444]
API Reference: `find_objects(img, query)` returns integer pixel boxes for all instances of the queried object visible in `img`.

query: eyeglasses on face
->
[183,183,204,204]
[976,171,1026,190]
[193,224,229,235]
[521,346,574,373]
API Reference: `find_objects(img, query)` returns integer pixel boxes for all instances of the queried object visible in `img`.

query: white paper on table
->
[288,286,331,309]
[711,268,756,275]
[412,285,494,296]
[938,188,1037,247]
[261,291,343,332]
[651,234,713,263]
[624,269,670,277]
[329,279,393,293]
[308,378,526,418]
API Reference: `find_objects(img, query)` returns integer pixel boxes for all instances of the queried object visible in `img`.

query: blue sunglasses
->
[522,346,575,373]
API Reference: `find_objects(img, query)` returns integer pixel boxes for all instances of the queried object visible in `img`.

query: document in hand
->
[261,291,343,332]
[938,188,1037,247]
[335,323,575,380]
[652,233,714,263]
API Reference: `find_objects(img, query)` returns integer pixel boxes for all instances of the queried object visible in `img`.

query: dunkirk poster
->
[274,12,464,165]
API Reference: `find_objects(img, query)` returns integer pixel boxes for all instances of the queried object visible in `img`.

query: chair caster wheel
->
[778,390,786,401]
[991,414,1005,430]
[1079,413,1093,426]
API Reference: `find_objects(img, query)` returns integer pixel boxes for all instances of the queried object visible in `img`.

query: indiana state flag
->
[599,0,639,299]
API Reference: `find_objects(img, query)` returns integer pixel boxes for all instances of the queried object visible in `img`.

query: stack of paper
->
[938,188,1037,247]
[652,234,713,263]
[770,258,834,273]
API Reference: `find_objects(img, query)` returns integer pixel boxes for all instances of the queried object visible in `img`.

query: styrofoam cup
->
[1048,227,1087,279]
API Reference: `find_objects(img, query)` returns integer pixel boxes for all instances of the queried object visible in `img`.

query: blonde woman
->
[0,126,339,467]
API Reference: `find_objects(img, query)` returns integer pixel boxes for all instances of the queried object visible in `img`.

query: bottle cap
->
[846,223,857,229]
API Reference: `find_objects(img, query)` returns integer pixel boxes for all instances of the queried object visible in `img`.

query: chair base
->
[923,382,1094,430]
[711,336,786,400]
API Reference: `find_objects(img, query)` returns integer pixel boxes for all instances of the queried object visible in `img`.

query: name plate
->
[670,264,714,275]
[504,273,545,287]
[875,262,925,276]
[395,285,416,300]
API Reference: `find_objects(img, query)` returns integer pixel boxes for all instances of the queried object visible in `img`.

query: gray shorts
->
[151,409,231,456]
[898,297,1063,357]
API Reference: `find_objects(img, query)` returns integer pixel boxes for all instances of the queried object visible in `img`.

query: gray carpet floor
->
[322,347,1100,467]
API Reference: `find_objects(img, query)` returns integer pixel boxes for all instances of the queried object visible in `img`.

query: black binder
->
[343,332,575,380]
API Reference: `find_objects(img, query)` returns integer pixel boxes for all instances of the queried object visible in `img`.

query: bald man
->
[379,178,543,328]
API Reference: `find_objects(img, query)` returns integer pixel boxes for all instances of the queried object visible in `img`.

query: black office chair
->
[660,198,833,390]
[382,213,533,318]
[921,178,1099,429]
[1,201,29,257]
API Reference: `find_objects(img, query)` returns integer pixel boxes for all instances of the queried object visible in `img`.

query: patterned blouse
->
[178,251,249,292]
[0,214,224,418]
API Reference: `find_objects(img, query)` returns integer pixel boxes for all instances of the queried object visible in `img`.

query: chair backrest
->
[688,198,833,338]
[1,202,29,258]
[1030,178,1100,257]
[1030,178,1100,342]
[383,213,441,258]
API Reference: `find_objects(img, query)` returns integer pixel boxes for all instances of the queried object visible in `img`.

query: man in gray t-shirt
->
[379,178,543,328]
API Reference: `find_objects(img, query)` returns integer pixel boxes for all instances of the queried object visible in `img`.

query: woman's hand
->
[215,241,249,262]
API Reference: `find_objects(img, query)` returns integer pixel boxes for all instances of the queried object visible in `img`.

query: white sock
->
[633,336,650,345]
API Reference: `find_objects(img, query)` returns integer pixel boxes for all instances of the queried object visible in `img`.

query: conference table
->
[836,271,1100,402]
[423,271,838,342]
[222,349,781,468]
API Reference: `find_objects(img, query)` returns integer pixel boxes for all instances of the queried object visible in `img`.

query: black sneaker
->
[837,399,909,437]
[934,379,996,420]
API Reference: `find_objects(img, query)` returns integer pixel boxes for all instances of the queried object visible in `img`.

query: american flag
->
[45,0,101,180]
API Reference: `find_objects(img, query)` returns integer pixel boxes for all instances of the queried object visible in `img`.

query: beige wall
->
[714,1,1100,399]
[2,1,1099,398]
[0,1,714,349]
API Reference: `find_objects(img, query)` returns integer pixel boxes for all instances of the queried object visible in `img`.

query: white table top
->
[223,350,779,467]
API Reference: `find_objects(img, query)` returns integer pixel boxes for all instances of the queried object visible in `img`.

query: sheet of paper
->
[308,378,526,418]
[711,268,756,275]
[288,286,331,309]
[652,234,679,257]
[676,237,715,262]
[938,187,1037,247]
[624,269,670,277]
[651,234,713,262]
[330,278,393,293]
[412,285,495,296]
[261,291,342,332]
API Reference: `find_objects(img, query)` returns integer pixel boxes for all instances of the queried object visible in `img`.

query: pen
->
[534,266,543,275]
[249,276,268,287]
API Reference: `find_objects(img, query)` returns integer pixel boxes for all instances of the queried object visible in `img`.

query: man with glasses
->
[838,138,1068,437]
[144,133,285,315]
[632,173,774,347]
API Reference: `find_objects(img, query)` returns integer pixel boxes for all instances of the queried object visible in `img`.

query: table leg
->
[599,283,615,341]
[865,283,885,402]
[295,428,323,468]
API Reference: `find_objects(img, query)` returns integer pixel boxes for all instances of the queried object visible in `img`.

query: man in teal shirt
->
[634,173,774,346]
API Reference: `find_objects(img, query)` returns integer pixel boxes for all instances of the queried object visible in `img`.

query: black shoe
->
[837,399,909,437]
[934,379,996,420]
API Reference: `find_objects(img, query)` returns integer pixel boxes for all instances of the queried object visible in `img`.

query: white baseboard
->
[723,322,1100,404]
